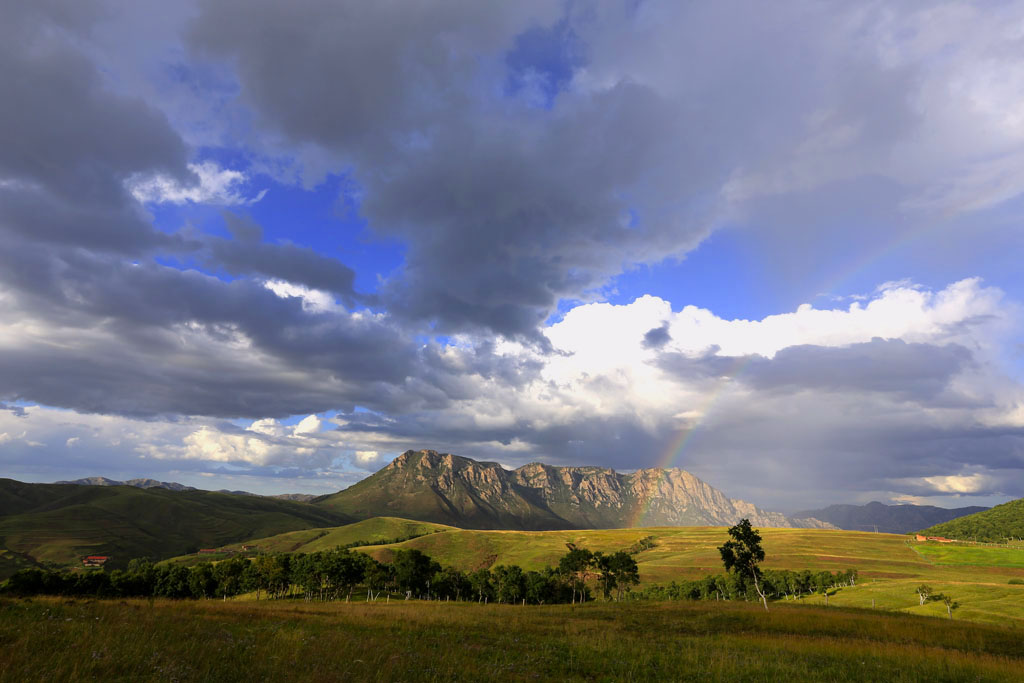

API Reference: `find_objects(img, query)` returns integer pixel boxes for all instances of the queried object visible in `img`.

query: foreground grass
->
[2,597,1023,682]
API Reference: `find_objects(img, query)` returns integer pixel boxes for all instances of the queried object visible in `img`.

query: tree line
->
[1,519,861,609]
[0,546,642,604]
[637,568,857,604]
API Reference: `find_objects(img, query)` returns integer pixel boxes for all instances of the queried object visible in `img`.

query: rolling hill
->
[918,498,1024,542]
[793,501,989,534]
[164,517,455,565]
[316,449,832,530]
[0,479,352,575]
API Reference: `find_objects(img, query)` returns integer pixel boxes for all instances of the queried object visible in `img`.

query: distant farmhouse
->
[82,555,109,567]
[915,534,954,543]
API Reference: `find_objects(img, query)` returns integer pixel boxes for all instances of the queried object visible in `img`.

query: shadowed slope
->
[0,479,351,573]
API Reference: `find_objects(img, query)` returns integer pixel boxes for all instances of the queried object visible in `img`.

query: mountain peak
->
[322,450,834,531]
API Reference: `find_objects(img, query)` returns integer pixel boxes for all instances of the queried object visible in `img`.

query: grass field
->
[158,520,1024,626]
[359,525,1024,579]
[2,596,1023,681]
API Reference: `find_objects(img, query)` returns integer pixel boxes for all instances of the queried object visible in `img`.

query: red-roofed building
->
[82,555,109,567]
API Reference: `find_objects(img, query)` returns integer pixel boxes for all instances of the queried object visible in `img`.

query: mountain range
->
[55,477,317,502]
[316,449,834,530]
[793,501,990,535]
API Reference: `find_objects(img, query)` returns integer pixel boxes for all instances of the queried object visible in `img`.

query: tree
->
[719,518,769,611]
[492,565,525,604]
[915,584,933,606]
[558,546,594,604]
[593,551,640,601]
[391,549,440,598]
[468,568,494,603]
[942,594,959,619]
[187,563,217,599]
[213,556,249,599]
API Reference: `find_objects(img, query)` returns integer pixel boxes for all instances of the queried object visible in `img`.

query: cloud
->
[4,1,1024,509]
[2,277,1021,507]
[174,1,1023,338]
[923,473,998,495]
[129,161,267,206]
[354,450,380,465]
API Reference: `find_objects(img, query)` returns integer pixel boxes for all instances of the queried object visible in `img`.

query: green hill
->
[354,526,1024,586]
[918,498,1024,542]
[165,522,1024,625]
[0,479,352,575]
[166,517,455,562]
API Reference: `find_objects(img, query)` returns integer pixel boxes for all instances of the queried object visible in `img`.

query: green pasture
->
[174,517,454,556]
[3,596,1023,681]
[156,520,1024,624]
[359,525,1024,584]
[913,543,1024,568]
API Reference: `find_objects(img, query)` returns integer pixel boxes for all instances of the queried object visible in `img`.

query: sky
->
[1,0,1023,512]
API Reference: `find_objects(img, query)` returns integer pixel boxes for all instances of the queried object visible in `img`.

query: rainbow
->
[629,354,756,527]
[626,228,948,528]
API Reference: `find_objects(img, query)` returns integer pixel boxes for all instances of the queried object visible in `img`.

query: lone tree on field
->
[915,584,933,606]
[942,594,959,619]
[719,518,769,611]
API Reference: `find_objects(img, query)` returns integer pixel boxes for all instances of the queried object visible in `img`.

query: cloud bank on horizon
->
[1,0,1022,509]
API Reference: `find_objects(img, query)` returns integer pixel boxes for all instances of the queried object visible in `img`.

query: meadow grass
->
[160,523,1024,625]
[2,596,1023,682]
[913,543,1024,568]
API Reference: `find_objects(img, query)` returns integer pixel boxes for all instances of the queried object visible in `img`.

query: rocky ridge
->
[318,449,833,530]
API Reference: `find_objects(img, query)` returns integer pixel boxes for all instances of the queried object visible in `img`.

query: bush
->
[1009,578,1023,585]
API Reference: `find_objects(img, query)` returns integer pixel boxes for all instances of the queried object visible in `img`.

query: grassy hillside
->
[165,517,454,563]
[159,517,1024,625]
[0,479,351,574]
[3,597,1024,681]
[336,525,1023,624]
[918,498,1024,542]
[357,526,1021,582]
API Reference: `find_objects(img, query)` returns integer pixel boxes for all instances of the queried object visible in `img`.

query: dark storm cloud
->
[657,339,973,401]
[0,242,428,417]
[642,323,672,349]
[742,339,973,400]
[0,403,27,418]
[0,2,428,419]
[0,3,191,254]
[187,1,721,339]
[204,229,359,303]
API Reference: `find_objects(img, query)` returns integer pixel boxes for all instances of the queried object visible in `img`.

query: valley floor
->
[2,597,1023,682]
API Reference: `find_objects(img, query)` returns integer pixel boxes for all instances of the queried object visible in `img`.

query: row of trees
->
[3,519,865,612]
[637,568,857,604]
[1,547,642,605]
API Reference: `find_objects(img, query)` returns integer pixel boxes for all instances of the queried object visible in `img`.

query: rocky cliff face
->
[318,449,833,530]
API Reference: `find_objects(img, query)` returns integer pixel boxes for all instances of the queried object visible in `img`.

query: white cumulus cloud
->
[128,161,267,206]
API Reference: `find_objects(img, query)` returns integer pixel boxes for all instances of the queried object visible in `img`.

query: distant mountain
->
[55,477,196,491]
[316,449,833,530]
[270,493,318,503]
[56,478,317,502]
[793,501,989,535]
[917,498,1024,542]
[0,479,352,577]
